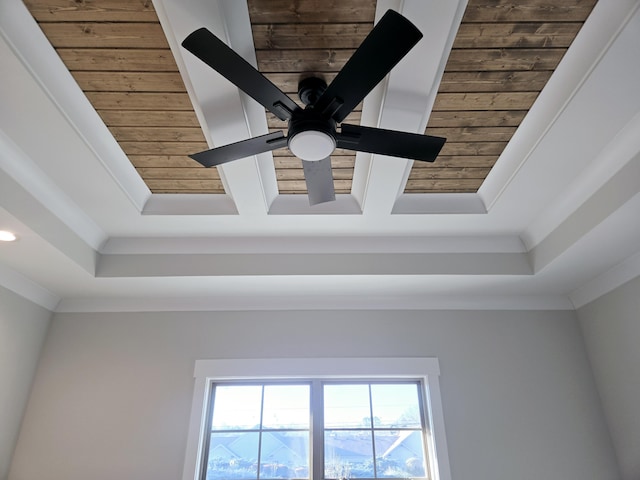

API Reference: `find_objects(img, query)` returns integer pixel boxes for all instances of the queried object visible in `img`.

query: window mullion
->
[311,379,324,480]
[256,385,265,480]
[368,384,378,479]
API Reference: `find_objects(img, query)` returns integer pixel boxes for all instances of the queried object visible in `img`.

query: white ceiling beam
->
[355,0,468,215]
[154,0,276,215]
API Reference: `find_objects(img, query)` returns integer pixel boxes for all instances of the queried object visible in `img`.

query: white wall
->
[578,275,640,480]
[0,286,51,480]
[9,309,618,480]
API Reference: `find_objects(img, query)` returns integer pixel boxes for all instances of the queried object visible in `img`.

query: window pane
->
[262,384,310,429]
[259,431,310,479]
[325,430,374,478]
[206,431,259,480]
[324,384,371,428]
[374,431,426,478]
[370,383,422,428]
[211,385,262,430]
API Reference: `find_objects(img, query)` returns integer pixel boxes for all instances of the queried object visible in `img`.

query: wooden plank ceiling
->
[25,0,597,197]
[412,0,598,193]
[248,0,375,194]
[24,0,223,194]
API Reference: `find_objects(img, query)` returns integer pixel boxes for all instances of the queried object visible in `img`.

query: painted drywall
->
[10,309,618,480]
[0,286,51,480]
[578,275,640,480]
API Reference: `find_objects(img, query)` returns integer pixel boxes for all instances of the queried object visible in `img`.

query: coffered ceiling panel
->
[247,0,376,195]
[411,0,597,193]
[24,0,223,194]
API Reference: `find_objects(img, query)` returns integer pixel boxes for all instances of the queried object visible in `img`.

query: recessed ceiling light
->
[0,230,17,242]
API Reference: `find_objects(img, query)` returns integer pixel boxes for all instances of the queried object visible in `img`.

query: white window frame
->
[182,358,451,480]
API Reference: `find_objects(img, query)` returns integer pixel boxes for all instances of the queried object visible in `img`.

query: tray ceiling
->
[2,0,640,314]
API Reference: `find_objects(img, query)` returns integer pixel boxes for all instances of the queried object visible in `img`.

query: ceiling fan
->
[181,9,446,205]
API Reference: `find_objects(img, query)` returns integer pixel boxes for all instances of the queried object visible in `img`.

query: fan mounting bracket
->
[298,77,327,106]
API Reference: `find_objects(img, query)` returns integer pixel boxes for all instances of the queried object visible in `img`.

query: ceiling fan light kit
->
[288,78,337,162]
[288,131,336,162]
[181,9,446,205]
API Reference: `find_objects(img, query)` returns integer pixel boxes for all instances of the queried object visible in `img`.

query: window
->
[204,383,311,480]
[183,359,450,480]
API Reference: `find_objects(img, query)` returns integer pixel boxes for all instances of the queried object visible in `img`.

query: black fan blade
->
[182,28,299,121]
[336,124,445,162]
[312,10,422,122]
[302,157,336,205]
[190,131,288,167]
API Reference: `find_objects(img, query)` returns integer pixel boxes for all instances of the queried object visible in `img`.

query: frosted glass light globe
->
[288,130,336,161]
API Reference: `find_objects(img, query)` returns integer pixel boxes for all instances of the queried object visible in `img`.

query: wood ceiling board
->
[438,71,552,93]
[263,73,339,93]
[118,141,209,156]
[128,155,206,168]
[72,72,188,93]
[276,167,354,181]
[278,179,354,194]
[274,156,355,169]
[110,127,206,142]
[429,110,528,126]
[461,1,597,22]
[247,0,377,23]
[252,24,372,49]
[24,0,223,195]
[405,179,485,192]
[272,147,360,158]
[98,111,201,127]
[451,22,583,48]
[37,22,170,48]
[56,48,179,71]
[84,92,194,110]
[407,0,598,194]
[413,156,498,168]
[255,49,356,73]
[24,0,159,22]
[248,0,376,196]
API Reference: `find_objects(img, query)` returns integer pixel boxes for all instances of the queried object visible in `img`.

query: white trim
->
[182,369,211,480]
[0,0,149,213]
[0,262,60,311]
[182,357,451,480]
[101,234,525,255]
[0,113,107,252]
[95,252,531,277]
[391,193,486,215]
[142,194,238,216]
[569,250,640,308]
[268,195,362,215]
[54,293,574,314]
[479,0,640,212]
